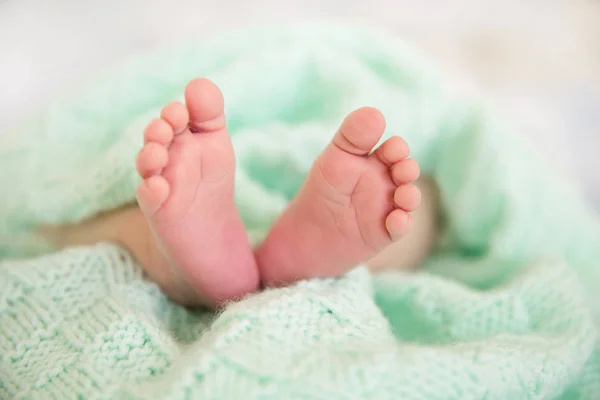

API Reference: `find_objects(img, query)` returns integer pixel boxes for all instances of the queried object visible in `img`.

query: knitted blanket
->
[1,24,600,399]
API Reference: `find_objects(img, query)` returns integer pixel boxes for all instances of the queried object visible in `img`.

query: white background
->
[1,0,598,208]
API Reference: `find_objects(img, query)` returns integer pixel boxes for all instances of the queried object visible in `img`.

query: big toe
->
[333,107,386,155]
[184,78,226,133]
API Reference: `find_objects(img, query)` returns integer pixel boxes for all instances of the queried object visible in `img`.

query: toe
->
[333,107,386,155]
[391,158,420,185]
[386,209,412,240]
[394,184,421,212]
[136,176,170,216]
[144,118,174,146]
[375,136,410,166]
[160,101,189,135]
[136,143,169,178]
[184,78,226,133]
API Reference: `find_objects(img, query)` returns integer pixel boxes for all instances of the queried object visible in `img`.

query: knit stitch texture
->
[1,24,600,399]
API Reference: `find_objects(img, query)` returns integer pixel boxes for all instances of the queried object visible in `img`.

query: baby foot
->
[256,107,421,286]
[136,78,258,307]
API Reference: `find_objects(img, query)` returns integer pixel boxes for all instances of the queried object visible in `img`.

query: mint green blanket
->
[1,24,600,399]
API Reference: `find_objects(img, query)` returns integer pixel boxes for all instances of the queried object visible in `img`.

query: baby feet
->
[135,78,258,307]
[256,107,421,285]
[135,78,420,306]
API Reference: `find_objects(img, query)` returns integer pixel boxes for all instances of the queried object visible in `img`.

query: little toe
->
[386,209,412,240]
[136,176,170,216]
[375,136,410,166]
[185,78,227,133]
[136,143,169,178]
[144,118,174,146]
[333,107,386,155]
[160,101,189,135]
[391,158,420,185]
[394,184,421,212]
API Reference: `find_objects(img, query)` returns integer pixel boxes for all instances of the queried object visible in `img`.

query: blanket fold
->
[1,24,599,399]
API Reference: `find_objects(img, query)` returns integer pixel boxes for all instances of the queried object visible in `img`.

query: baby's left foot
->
[256,107,421,286]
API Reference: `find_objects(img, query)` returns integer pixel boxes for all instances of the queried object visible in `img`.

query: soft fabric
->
[1,24,600,399]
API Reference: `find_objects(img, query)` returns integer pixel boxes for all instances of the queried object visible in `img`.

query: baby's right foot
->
[135,78,258,307]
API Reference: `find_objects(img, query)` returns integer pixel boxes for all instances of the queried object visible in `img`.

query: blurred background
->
[0,0,598,209]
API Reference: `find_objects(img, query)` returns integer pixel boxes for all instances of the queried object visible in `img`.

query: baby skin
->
[44,78,430,307]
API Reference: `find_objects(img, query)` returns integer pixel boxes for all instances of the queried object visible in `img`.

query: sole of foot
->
[256,107,421,286]
[135,78,258,307]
